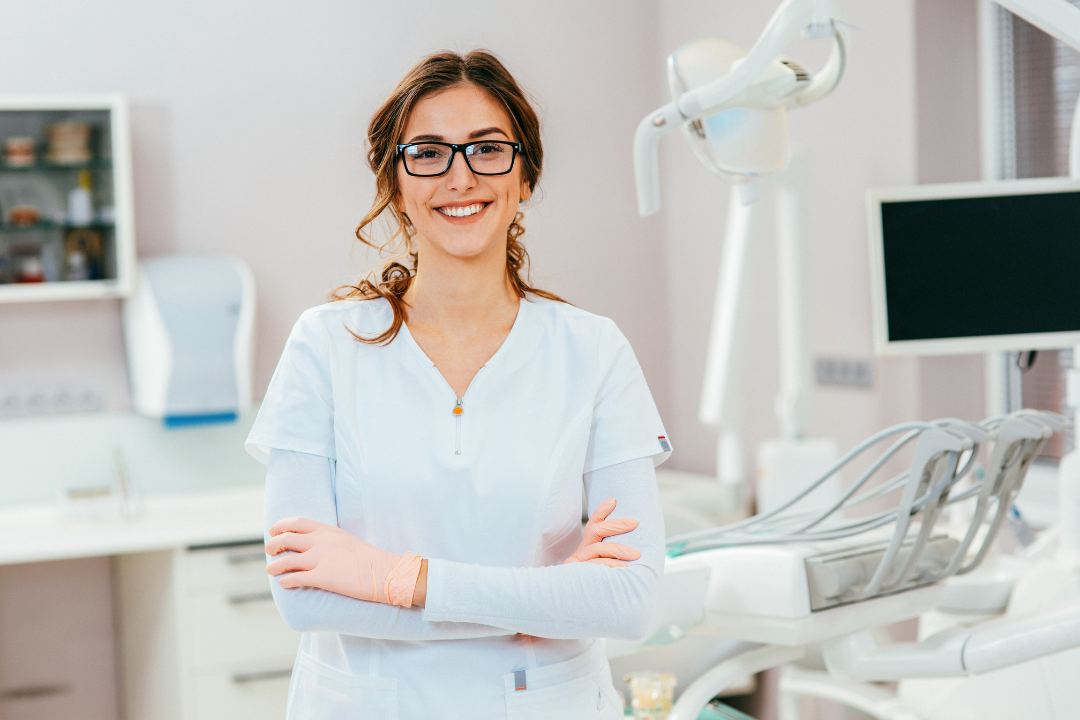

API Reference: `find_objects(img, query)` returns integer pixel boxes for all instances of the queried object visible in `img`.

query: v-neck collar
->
[398,297,530,374]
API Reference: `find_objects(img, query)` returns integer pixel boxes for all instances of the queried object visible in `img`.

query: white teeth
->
[439,203,486,218]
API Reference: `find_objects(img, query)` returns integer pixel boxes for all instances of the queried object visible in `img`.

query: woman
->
[248,50,670,719]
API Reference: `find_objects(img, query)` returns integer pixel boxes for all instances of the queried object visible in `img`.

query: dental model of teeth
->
[439,203,486,217]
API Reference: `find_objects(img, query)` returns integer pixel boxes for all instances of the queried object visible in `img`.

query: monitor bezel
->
[868,176,1080,356]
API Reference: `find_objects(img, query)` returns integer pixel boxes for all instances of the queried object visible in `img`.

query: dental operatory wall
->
[0,0,985,479]
[0,0,673,423]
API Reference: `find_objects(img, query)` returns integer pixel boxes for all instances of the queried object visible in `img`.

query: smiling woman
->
[334,50,564,346]
[248,49,672,720]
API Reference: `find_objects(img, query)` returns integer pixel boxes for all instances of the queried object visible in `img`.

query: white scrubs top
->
[247,296,670,719]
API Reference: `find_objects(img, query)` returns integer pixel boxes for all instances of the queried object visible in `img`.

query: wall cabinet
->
[0,94,135,302]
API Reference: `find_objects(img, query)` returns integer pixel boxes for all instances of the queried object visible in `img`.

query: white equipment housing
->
[123,255,255,427]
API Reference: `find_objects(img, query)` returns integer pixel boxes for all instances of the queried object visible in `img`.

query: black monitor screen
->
[881,190,1080,342]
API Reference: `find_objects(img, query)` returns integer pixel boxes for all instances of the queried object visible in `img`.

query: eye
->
[471,142,505,155]
[408,144,449,162]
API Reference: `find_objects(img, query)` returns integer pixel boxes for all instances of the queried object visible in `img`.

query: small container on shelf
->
[3,137,36,167]
[64,229,104,280]
[67,170,94,226]
[45,121,92,165]
[10,243,45,283]
[8,204,40,226]
[64,249,89,281]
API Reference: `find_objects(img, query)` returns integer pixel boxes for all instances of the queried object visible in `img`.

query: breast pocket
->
[287,651,397,720]
[504,654,623,720]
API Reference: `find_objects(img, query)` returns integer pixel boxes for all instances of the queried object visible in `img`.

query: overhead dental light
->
[634,0,849,215]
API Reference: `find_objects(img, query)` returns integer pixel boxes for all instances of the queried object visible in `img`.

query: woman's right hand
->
[563,498,640,568]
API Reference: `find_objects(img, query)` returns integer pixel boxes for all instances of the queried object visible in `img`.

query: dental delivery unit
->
[615,411,1076,719]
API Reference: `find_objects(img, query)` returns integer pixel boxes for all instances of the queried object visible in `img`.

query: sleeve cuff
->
[586,437,672,474]
[244,433,336,465]
[420,558,450,622]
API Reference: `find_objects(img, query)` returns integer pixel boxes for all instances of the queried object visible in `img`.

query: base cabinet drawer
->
[187,589,300,670]
[185,543,269,591]
[192,666,292,720]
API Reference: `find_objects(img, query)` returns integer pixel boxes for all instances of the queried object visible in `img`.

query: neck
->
[403,240,519,335]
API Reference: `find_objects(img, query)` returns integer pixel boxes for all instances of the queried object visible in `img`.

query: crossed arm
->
[263,449,665,641]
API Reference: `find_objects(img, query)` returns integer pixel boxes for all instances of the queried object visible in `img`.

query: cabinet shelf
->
[0,221,114,233]
[0,158,112,173]
[0,279,124,303]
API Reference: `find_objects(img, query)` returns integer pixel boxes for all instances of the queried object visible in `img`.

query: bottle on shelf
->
[67,170,94,226]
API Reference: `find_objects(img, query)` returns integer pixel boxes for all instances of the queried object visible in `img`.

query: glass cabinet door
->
[0,96,134,302]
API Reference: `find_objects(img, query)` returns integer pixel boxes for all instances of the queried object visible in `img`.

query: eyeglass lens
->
[402,142,515,176]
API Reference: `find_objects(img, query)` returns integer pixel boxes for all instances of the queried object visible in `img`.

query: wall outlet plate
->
[815,358,873,388]
[0,381,104,418]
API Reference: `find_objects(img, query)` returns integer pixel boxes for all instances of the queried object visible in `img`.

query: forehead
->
[402,84,515,142]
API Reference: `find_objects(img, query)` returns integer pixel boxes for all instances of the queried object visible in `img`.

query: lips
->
[437,202,489,218]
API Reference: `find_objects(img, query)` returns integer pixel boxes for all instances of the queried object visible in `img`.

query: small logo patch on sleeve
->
[658,436,671,452]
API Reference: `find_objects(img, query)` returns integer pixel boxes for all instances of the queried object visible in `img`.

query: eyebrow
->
[405,127,511,143]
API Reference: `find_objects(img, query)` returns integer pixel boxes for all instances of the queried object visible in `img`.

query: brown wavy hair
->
[333,50,566,344]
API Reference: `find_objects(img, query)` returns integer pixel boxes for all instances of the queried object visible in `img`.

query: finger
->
[269,516,325,537]
[586,518,639,543]
[584,558,628,568]
[277,570,320,589]
[266,551,317,576]
[584,499,616,529]
[264,531,317,556]
[572,541,641,563]
[581,500,620,544]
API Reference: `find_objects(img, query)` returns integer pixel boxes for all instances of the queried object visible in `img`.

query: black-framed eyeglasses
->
[397,140,522,177]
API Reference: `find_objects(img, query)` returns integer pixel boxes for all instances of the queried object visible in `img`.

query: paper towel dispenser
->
[123,255,255,426]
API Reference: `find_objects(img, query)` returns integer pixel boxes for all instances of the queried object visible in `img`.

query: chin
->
[425,230,503,260]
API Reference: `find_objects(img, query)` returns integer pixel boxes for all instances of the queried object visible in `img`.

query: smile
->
[437,203,489,218]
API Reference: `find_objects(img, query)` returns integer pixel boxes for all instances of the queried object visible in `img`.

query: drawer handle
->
[0,683,71,699]
[226,551,267,565]
[232,669,292,685]
[228,591,275,605]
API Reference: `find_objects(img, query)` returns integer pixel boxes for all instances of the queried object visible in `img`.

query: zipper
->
[453,397,463,455]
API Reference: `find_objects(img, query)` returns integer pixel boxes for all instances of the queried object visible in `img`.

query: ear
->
[520,180,532,203]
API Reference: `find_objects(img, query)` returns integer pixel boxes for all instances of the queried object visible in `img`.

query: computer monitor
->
[867,177,1080,356]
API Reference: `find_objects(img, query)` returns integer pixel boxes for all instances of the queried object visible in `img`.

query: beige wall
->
[0,1,986,471]
[658,0,922,476]
[0,0,672,420]
[915,0,987,422]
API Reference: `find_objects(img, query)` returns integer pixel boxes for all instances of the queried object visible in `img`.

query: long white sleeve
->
[265,448,513,640]
[422,457,665,641]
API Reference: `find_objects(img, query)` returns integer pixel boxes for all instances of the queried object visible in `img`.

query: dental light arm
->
[633,0,849,216]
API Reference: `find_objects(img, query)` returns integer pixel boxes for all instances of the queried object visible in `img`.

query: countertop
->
[0,409,265,564]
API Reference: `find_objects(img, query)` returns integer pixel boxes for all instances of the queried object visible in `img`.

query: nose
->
[444,149,477,192]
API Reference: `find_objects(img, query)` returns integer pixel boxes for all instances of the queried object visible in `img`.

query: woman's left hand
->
[266,517,423,607]
[563,498,641,568]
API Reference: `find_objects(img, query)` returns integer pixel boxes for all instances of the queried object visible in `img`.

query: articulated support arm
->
[822,596,1080,681]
